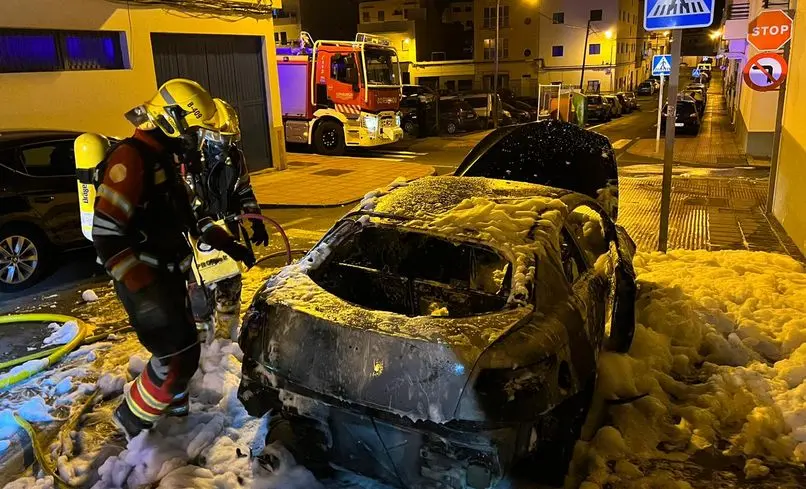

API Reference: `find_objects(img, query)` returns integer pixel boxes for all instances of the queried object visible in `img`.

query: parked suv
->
[400,85,439,137]
[636,81,654,95]
[0,130,93,291]
[437,98,479,134]
[586,95,611,122]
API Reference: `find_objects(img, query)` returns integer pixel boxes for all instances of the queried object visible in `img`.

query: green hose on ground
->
[0,314,89,390]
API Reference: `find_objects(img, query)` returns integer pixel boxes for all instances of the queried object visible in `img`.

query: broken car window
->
[308,225,513,317]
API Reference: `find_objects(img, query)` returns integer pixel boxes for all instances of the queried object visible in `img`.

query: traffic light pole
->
[658,29,682,252]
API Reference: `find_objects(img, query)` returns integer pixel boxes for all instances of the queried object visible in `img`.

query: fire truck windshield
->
[363,48,399,86]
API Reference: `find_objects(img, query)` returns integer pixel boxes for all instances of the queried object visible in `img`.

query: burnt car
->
[238,176,637,489]
[454,120,619,221]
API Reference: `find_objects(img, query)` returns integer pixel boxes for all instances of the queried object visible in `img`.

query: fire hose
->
[235,213,307,266]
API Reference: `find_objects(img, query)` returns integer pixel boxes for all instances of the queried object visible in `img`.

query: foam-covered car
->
[237,176,637,488]
[455,120,620,221]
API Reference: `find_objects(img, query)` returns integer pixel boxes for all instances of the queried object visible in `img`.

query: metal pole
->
[580,19,591,91]
[658,29,682,252]
[493,0,500,128]
[611,42,615,91]
[655,74,664,153]
[766,6,796,215]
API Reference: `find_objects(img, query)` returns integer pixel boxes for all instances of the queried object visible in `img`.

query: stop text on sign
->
[748,10,794,51]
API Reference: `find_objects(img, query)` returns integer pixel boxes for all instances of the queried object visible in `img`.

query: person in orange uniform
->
[92,79,253,439]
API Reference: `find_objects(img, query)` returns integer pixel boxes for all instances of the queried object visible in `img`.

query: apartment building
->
[273,0,301,45]
[535,0,648,93]
[444,1,475,30]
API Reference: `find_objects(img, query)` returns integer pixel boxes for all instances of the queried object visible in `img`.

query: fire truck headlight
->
[363,114,379,133]
[395,113,401,128]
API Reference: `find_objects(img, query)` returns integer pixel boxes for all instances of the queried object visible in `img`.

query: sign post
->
[644,0,715,252]
[651,54,672,153]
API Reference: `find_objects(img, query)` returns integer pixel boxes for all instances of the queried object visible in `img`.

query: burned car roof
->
[359,175,573,220]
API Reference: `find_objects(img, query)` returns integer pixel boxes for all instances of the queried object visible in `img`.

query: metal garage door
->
[151,33,272,170]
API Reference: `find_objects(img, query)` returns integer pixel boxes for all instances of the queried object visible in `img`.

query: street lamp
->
[493,0,500,128]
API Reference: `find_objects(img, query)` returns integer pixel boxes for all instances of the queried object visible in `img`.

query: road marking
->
[374,150,429,156]
[280,217,313,228]
[612,139,633,150]
[588,122,607,130]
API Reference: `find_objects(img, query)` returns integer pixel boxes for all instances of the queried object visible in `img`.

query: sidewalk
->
[618,175,802,258]
[251,154,435,207]
[624,75,748,167]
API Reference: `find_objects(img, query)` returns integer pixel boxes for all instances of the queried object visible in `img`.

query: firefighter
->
[92,78,254,439]
[185,98,269,342]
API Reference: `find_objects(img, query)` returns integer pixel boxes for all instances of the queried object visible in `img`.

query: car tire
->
[525,377,595,487]
[313,119,346,156]
[446,121,458,135]
[0,224,51,293]
[403,120,418,136]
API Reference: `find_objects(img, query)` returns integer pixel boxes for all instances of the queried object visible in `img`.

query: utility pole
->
[658,29,682,252]
[579,19,592,91]
[493,0,501,128]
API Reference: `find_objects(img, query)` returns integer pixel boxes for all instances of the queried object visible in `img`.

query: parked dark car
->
[400,85,439,137]
[682,90,705,116]
[503,101,532,124]
[636,81,654,95]
[585,95,611,122]
[238,175,637,489]
[454,120,620,220]
[437,98,479,134]
[511,100,538,120]
[0,130,91,291]
[660,98,701,135]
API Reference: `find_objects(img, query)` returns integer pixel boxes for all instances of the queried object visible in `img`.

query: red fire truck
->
[277,32,404,155]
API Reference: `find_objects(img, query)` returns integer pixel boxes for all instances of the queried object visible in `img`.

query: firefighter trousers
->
[114,270,200,424]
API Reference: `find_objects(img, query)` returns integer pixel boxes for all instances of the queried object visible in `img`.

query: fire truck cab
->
[277,32,404,155]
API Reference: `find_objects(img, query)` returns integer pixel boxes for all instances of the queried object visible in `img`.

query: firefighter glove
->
[250,220,270,247]
[222,241,256,268]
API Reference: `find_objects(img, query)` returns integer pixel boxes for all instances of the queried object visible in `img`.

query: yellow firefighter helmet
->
[74,133,111,242]
[124,79,225,138]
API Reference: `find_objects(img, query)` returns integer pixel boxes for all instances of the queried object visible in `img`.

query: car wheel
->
[525,377,595,487]
[313,119,346,156]
[0,225,51,293]
[446,121,458,135]
[403,120,418,136]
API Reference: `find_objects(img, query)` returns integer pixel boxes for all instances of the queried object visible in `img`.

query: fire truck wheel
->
[314,120,346,156]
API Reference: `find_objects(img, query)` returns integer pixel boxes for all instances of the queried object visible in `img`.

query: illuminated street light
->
[605,29,614,39]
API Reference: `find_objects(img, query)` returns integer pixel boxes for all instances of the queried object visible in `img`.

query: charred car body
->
[238,173,636,488]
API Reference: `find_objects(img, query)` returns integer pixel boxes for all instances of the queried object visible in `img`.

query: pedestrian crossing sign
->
[652,55,673,76]
[644,0,715,31]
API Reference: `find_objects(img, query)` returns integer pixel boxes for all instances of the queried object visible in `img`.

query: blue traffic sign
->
[692,68,701,78]
[652,55,673,76]
[644,0,715,31]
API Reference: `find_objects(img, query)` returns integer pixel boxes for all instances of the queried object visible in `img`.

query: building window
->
[482,38,508,60]
[466,20,474,28]
[393,9,403,16]
[590,9,603,21]
[275,32,288,45]
[465,6,472,12]
[552,12,565,24]
[483,6,509,28]
[378,10,385,21]
[453,6,461,12]
[0,28,126,73]
[363,11,370,22]
[552,45,564,57]
[589,43,601,55]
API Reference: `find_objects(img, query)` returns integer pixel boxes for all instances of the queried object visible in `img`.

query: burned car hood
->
[250,269,533,423]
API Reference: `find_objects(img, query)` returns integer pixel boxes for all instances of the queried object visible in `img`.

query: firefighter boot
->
[166,392,190,417]
[113,400,153,442]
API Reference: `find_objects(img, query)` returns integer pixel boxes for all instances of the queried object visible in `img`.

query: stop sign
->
[748,10,793,51]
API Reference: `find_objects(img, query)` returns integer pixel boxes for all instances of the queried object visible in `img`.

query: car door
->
[563,204,612,352]
[16,139,83,246]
